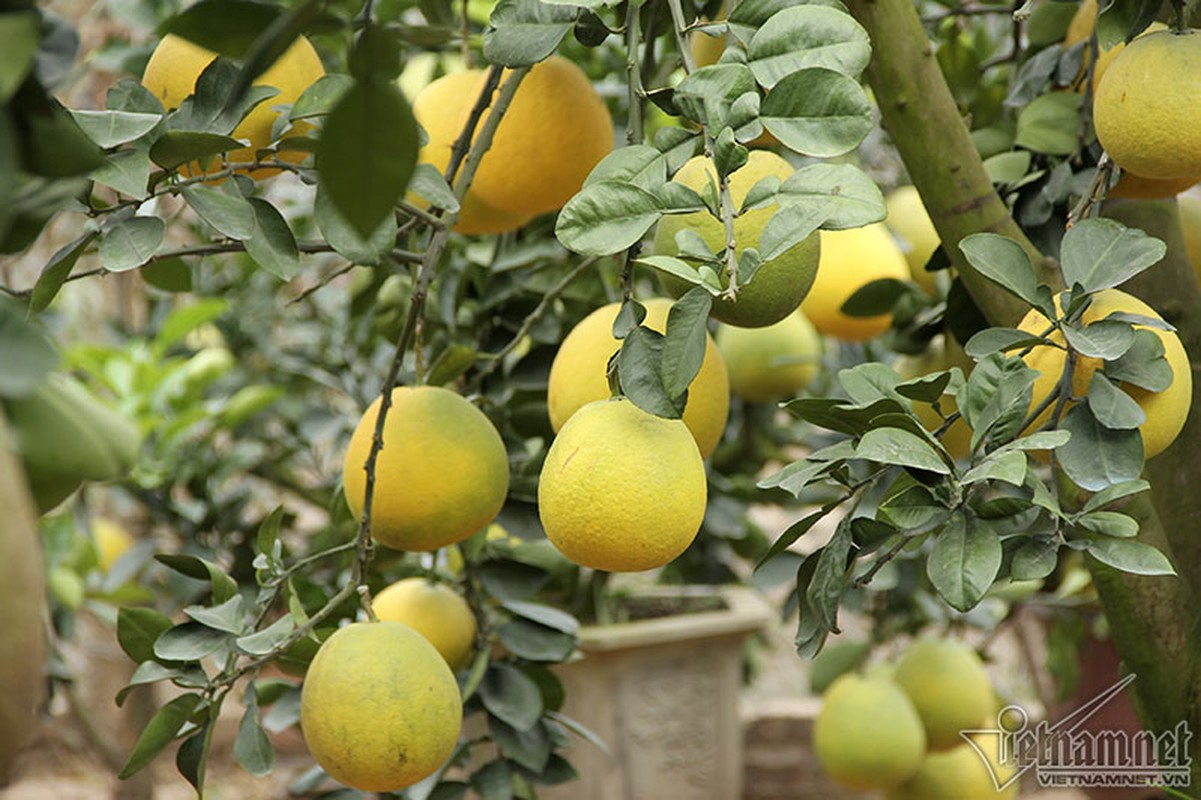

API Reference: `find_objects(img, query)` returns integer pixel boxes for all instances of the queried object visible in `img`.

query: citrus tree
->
[3,0,1201,795]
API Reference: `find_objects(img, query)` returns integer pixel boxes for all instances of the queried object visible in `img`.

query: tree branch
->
[846,0,1061,325]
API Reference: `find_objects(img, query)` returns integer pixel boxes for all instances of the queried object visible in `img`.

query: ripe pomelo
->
[715,311,822,403]
[894,639,995,751]
[802,224,910,341]
[538,397,706,572]
[546,298,730,458]
[372,577,476,669]
[342,386,510,551]
[300,621,462,791]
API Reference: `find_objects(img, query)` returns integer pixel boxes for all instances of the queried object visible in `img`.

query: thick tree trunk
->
[0,408,47,785]
[846,0,1201,783]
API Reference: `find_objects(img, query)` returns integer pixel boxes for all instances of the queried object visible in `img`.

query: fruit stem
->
[666,0,698,74]
[624,0,645,146]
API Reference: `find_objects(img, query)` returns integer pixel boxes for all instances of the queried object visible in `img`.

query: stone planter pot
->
[542,586,772,800]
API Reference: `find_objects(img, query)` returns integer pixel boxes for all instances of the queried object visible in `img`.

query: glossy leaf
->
[1105,329,1172,392]
[483,0,578,66]
[1086,372,1145,430]
[148,131,244,170]
[1060,218,1166,293]
[618,325,684,419]
[555,181,661,256]
[99,216,164,272]
[245,198,300,280]
[117,606,174,664]
[854,427,951,474]
[0,12,40,103]
[927,512,1002,612]
[747,5,870,88]
[1056,403,1143,492]
[317,79,417,238]
[70,110,160,148]
[1014,92,1082,156]
[181,183,256,240]
[119,693,205,778]
[775,163,885,230]
[30,231,97,313]
[153,622,230,662]
[760,68,872,158]
[481,663,543,731]
[314,183,397,266]
[1086,538,1175,576]
[1062,319,1135,360]
[660,289,712,399]
[91,149,153,198]
[234,689,275,776]
[582,145,668,192]
[958,233,1043,308]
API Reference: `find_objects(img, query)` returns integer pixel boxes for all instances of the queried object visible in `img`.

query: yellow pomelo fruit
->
[895,335,974,460]
[412,56,613,224]
[652,151,821,328]
[885,186,941,295]
[141,34,324,177]
[1018,288,1191,459]
[92,518,134,572]
[813,673,927,790]
[802,224,910,341]
[342,386,510,551]
[546,298,730,458]
[410,70,534,235]
[1178,194,1201,272]
[1064,15,1201,196]
[372,577,476,669]
[894,639,995,751]
[300,621,462,791]
[886,738,1019,800]
[1095,30,1201,180]
[538,397,706,572]
[715,311,822,403]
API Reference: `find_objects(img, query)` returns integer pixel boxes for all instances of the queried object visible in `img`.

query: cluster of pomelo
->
[815,638,1018,799]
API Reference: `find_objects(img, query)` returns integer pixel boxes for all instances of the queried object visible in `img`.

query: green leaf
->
[1096,0,1160,49]
[854,427,951,474]
[148,131,245,170]
[760,68,872,158]
[234,689,275,776]
[99,216,164,272]
[481,663,543,731]
[30,231,98,313]
[755,506,835,570]
[983,151,1033,185]
[236,614,297,656]
[618,326,684,419]
[747,5,870,88]
[1062,319,1135,360]
[1105,329,1172,392]
[759,204,826,262]
[1011,537,1059,581]
[14,84,107,178]
[1056,403,1143,492]
[995,430,1071,453]
[500,601,579,635]
[70,110,161,148]
[960,450,1027,486]
[660,289,712,399]
[0,12,40,104]
[958,233,1043,308]
[490,716,552,773]
[314,183,397,265]
[806,517,852,633]
[963,327,1044,359]
[119,693,205,779]
[840,277,906,316]
[776,163,885,230]
[245,198,300,280]
[1086,372,1145,430]
[673,63,758,130]
[117,607,175,664]
[181,183,256,240]
[556,180,662,256]
[153,622,231,662]
[1085,538,1175,576]
[407,162,459,212]
[1077,511,1139,539]
[496,619,576,661]
[1083,479,1149,513]
[1059,218,1166,292]
[176,729,207,792]
[184,595,247,635]
[154,551,239,602]
[1014,91,1083,156]
[91,149,153,198]
[483,0,578,66]
[471,759,514,800]
[290,74,354,120]
[317,79,417,238]
[636,255,723,293]
[157,0,284,56]
[927,512,1002,612]
[960,353,1037,451]
[0,302,55,398]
